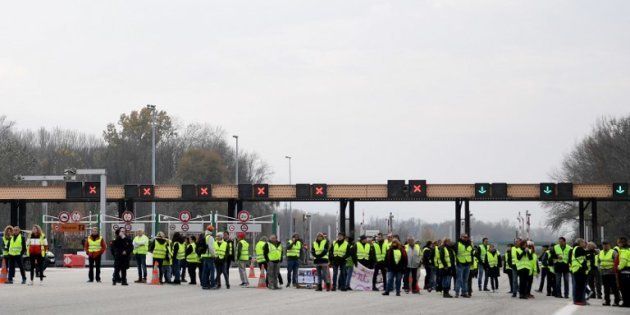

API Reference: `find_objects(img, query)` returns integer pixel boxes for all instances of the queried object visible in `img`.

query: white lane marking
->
[552,304,580,315]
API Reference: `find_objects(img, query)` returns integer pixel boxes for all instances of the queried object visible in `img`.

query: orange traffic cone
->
[0,258,7,284]
[257,268,267,288]
[149,262,160,285]
[248,262,256,278]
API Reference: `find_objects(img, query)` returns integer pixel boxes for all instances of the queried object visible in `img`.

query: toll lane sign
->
[613,183,628,198]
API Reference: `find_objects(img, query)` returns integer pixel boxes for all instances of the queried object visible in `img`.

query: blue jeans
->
[556,271,570,297]
[428,265,436,290]
[511,268,519,295]
[287,260,299,285]
[442,270,452,291]
[173,259,181,282]
[135,254,147,280]
[345,266,354,288]
[477,266,485,289]
[332,264,347,289]
[387,271,402,293]
[455,264,470,295]
[201,258,216,288]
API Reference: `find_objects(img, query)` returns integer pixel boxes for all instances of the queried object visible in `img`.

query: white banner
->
[350,263,384,291]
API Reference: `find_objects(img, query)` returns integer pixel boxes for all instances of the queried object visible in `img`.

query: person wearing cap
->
[372,233,387,291]
[331,232,350,291]
[264,234,283,290]
[149,231,170,284]
[356,235,374,269]
[286,233,303,288]
[312,232,331,291]
[199,225,216,290]
[236,232,250,287]
[214,233,230,289]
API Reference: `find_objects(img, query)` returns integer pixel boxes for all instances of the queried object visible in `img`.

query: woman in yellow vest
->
[26,225,47,285]
[170,232,186,284]
[149,232,169,284]
[486,244,501,293]
[382,239,407,296]
[2,226,13,269]
[7,226,27,284]
[184,235,200,285]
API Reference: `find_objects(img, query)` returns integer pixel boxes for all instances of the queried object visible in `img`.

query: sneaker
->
[396,292,401,296]
[382,291,389,296]
[87,280,94,283]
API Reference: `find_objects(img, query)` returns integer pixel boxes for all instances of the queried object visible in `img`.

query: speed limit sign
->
[122,211,134,222]
[179,210,192,223]
[71,211,81,222]
[237,210,250,222]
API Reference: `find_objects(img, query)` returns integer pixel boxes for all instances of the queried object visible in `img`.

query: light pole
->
[285,156,292,235]
[147,104,157,237]
[233,135,239,185]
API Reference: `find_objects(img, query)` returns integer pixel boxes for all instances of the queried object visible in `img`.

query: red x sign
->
[257,187,266,195]
[142,187,152,196]
[199,187,209,195]
[88,185,97,194]
[412,185,422,193]
[314,187,324,195]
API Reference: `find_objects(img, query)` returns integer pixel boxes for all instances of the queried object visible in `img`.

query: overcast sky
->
[2,1,629,227]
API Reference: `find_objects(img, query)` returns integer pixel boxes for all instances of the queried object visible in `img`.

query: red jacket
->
[84,235,107,258]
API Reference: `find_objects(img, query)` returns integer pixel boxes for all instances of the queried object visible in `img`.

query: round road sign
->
[54,224,61,232]
[71,211,81,222]
[240,224,249,232]
[58,211,70,223]
[112,224,120,231]
[170,224,176,231]
[228,225,236,232]
[122,211,134,222]
[181,224,189,232]
[179,210,192,223]
[124,224,132,231]
[237,210,250,222]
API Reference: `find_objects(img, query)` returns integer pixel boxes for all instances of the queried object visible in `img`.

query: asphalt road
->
[0,268,627,315]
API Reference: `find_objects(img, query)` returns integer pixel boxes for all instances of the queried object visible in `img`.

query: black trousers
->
[8,255,26,281]
[601,274,620,304]
[180,259,187,281]
[113,261,128,283]
[546,272,556,295]
[29,256,44,281]
[573,272,587,303]
[373,263,387,289]
[88,256,101,281]
[215,260,229,286]
[587,268,602,297]
[468,269,476,295]
[424,265,432,290]
[187,263,198,284]
[506,269,514,293]
[403,267,418,292]
[538,268,548,291]
[517,269,530,298]
[619,273,630,307]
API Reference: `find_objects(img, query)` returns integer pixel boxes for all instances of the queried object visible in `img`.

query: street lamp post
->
[285,156,292,235]
[233,135,239,185]
[147,104,157,237]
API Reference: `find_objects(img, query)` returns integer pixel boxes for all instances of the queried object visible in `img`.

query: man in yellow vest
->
[403,236,421,294]
[149,232,170,284]
[286,233,302,288]
[264,234,283,290]
[372,233,387,291]
[615,237,629,308]
[437,238,454,298]
[214,233,230,289]
[199,225,216,290]
[312,232,330,291]
[85,227,106,283]
[570,238,588,305]
[356,235,373,268]
[132,229,149,283]
[478,237,490,291]
[185,235,200,285]
[515,239,532,299]
[551,236,572,298]
[331,232,349,291]
[598,241,620,306]
[236,232,250,287]
[454,234,473,298]
[7,226,27,284]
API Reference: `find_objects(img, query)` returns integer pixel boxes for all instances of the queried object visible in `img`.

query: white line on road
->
[552,304,580,315]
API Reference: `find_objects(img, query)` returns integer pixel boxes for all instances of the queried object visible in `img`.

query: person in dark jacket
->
[382,239,407,296]
[422,241,434,292]
[330,232,350,291]
[111,227,133,285]
[372,233,388,291]
[7,226,27,284]
[572,238,588,305]
[184,235,199,285]
[311,232,331,291]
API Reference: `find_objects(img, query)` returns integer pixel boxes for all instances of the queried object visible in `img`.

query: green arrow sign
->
[478,186,487,194]
[543,186,553,194]
[616,185,626,194]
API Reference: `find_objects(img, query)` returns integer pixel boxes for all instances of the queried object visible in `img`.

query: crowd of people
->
[3,224,630,308]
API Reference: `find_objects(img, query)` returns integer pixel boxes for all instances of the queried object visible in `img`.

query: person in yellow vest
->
[526,241,538,298]
[344,236,357,291]
[311,232,330,291]
[26,225,47,285]
[286,233,302,288]
[214,233,230,289]
[515,239,532,299]
[403,236,421,294]
[132,229,149,283]
[478,237,490,292]
[454,234,473,298]
[185,235,200,285]
[422,241,434,292]
[149,231,169,284]
[433,239,444,292]
[536,245,554,295]
[356,235,374,269]
[486,244,501,293]
[263,234,283,290]
[199,226,216,290]
[570,238,588,305]
[382,239,407,296]
[236,232,250,287]
[551,236,572,298]
[436,238,454,298]
[615,237,629,308]
[598,241,620,306]
[2,226,13,269]
[468,244,478,296]
[171,232,186,284]
[330,232,349,291]
[255,236,268,285]
[84,227,106,283]
[7,226,27,284]
[372,233,387,291]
